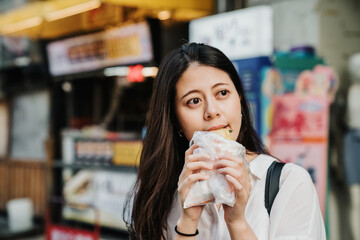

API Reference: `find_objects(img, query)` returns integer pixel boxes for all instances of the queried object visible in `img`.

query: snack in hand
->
[210,128,232,140]
[183,130,246,209]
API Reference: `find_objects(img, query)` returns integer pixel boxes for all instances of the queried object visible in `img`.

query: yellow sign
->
[47,21,153,76]
[113,141,142,166]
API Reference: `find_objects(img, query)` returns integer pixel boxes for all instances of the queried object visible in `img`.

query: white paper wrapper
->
[183,131,249,209]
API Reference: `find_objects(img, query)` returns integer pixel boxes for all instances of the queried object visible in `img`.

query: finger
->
[218,163,251,183]
[178,162,213,185]
[225,174,243,192]
[187,161,213,172]
[228,174,251,202]
[178,173,210,194]
[179,149,206,184]
[180,153,212,184]
[226,174,250,202]
[184,143,199,160]
[216,156,246,170]
[184,154,196,166]
[218,166,251,192]
[219,154,245,163]
[217,167,242,180]
[225,173,251,198]
[215,158,242,170]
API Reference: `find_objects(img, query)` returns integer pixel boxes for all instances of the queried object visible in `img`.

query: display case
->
[49,73,153,238]
[47,20,158,238]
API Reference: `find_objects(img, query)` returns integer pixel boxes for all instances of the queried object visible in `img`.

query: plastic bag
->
[183,131,248,209]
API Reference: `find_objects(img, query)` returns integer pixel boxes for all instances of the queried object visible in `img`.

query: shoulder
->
[249,154,277,179]
[250,154,314,189]
[281,163,313,186]
[269,162,326,238]
[278,163,316,200]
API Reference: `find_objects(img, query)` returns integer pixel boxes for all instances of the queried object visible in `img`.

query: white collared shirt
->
[166,154,326,239]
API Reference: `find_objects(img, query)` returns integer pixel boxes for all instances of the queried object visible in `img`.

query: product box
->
[232,56,272,135]
[113,141,142,166]
[260,51,325,144]
[273,52,324,93]
[269,94,329,216]
[63,170,137,230]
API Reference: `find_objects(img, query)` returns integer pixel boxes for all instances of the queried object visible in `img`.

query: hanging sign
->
[189,6,273,60]
[47,21,153,76]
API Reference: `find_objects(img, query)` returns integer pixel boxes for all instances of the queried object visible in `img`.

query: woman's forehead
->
[177,65,232,87]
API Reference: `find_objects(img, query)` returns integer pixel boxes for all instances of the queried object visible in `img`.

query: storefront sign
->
[189,6,273,60]
[47,21,153,76]
[47,225,98,240]
[269,94,329,217]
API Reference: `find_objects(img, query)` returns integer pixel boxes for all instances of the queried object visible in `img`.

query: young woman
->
[126,43,326,239]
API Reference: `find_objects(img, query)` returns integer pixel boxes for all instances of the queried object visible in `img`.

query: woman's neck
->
[245,152,258,163]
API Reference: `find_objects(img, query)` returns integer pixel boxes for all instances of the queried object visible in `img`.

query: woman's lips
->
[207,125,228,131]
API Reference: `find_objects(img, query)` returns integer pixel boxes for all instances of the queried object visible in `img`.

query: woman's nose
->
[204,100,220,120]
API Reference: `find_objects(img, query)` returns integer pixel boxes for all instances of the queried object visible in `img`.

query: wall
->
[247,0,360,77]
[319,0,360,79]
[247,0,320,51]
[0,161,47,217]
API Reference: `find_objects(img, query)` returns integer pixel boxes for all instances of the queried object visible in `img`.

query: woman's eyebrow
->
[181,89,200,100]
[212,82,230,89]
[180,82,230,100]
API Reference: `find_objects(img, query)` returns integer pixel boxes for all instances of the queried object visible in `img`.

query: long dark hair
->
[125,43,269,239]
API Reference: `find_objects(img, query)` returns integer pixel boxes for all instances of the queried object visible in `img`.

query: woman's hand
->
[215,154,258,239]
[215,153,252,225]
[177,144,213,227]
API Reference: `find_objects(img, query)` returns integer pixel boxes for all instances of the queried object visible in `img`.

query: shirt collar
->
[249,154,276,180]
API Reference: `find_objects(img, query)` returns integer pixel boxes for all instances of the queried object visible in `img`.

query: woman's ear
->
[177,130,184,138]
[172,116,182,133]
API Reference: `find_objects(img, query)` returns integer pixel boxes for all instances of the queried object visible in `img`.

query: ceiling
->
[0,0,214,39]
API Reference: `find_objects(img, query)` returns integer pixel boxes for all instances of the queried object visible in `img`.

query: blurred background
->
[0,0,359,239]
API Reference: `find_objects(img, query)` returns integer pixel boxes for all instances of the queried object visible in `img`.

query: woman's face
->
[175,63,242,141]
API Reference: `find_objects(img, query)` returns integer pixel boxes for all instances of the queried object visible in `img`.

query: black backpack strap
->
[265,161,285,215]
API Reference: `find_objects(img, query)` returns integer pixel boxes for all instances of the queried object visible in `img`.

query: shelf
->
[52,161,138,172]
[0,215,43,240]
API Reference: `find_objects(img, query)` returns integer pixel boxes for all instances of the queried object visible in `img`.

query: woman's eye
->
[218,90,229,97]
[187,98,200,105]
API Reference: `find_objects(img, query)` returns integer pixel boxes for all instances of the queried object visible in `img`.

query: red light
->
[127,65,144,82]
